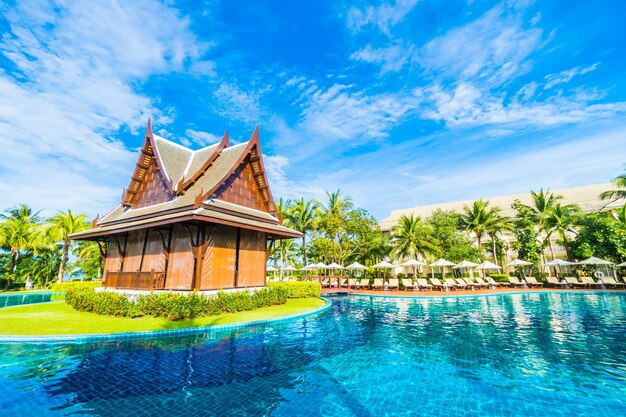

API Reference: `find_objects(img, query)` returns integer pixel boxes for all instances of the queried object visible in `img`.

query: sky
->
[0,0,625,220]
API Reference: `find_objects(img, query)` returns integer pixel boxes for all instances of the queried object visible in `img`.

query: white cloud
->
[350,42,415,74]
[0,0,207,215]
[185,129,223,146]
[347,0,420,36]
[212,83,263,124]
[544,63,600,89]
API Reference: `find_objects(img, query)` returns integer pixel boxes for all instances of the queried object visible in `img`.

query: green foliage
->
[425,210,482,263]
[267,281,321,298]
[511,200,542,265]
[51,280,101,292]
[489,273,509,282]
[571,213,626,262]
[65,287,288,321]
[391,214,435,261]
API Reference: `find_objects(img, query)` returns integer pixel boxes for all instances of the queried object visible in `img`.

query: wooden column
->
[234,228,242,287]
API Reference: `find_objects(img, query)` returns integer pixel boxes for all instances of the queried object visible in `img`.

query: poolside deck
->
[321,287,625,297]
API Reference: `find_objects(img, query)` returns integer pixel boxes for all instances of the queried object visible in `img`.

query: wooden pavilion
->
[70,120,301,292]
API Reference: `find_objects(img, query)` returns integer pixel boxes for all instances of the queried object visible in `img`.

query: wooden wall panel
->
[166,225,195,290]
[122,231,144,272]
[237,230,266,287]
[132,155,172,208]
[103,239,121,279]
[199,226,236,290]
[141,230,166,273]
[213,162,267,212]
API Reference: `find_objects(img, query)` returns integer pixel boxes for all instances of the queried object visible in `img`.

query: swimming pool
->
[1,292,625,416]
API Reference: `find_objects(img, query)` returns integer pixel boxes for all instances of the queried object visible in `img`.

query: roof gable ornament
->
[174,130,230,194]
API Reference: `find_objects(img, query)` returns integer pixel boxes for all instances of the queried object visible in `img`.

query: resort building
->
[380,183,624,264]
[70,121,301,292]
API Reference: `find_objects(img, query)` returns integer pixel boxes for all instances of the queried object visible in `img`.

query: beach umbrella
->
[327,262,344,270]
[266,265,277,272]
[476,261,502,278]
[373,260,396,281]
[453,260,479,279]
[282,265,297,275]
[346,261,367,270]
[400,259,426,278]
[543,259,575,278]
[577,257,614,279]
[429,258,456,279]
[505,259,532,279]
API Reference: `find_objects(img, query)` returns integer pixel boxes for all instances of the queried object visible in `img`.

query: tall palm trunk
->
[57,240,70,282]
[279,243,284,280]
[560,231,573,262]
[302,235,307,266]
[490,234,498,265]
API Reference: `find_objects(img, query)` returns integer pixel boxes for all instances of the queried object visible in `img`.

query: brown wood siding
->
[103,239,122,282]
[122,231,144,272]
[166,225,195,289]
[237,230,266,287]
[133,155,172,208]
[199,226,236,290]
[140,229,166,273]
[213,162,268,212]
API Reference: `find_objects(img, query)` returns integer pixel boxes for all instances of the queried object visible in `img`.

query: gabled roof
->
[74,121,298,240]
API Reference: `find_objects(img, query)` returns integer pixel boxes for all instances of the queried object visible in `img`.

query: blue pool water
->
[1,293,625,416]
[0,292,62,309]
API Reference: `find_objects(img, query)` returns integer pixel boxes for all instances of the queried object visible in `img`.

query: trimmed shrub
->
[65,288,142,318]
[489,273,509,283]
[51,281,101,292]
[65,286,288,321]
[266,281,321,298]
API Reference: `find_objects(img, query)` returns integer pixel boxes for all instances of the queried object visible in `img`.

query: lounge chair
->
[402,278,416,290]
[546,277,567,287]
[430,278,448,291]
[467,278,488,288]
[564,277,586,288]
[444,278,462,290]
[474,277,492,288]
[387,278,399,290]
[487,277,504,288]
[525,277,544,288]
[601,277,626,289]
[372,278,384,290]
[580,276,603,288]
[455,278,471,289]
[508,276,525,288]
[417,278,433,291]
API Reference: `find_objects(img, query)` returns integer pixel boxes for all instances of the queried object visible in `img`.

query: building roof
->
[379,183,625,232]
[72,121,300,240]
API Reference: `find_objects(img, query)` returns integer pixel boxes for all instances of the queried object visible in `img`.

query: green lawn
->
[0,298,326,336]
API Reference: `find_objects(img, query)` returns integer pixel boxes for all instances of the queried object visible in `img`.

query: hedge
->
[51,281,102,292]
[65,286,288,321]
[266,281,321,298]
[489,274,509,283]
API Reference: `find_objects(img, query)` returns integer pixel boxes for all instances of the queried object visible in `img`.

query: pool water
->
[1,293,625,416]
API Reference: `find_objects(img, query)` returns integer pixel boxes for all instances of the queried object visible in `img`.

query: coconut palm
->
[460,200,491,250]
[275,197,292,222]
[543,203,581,262]
[611,202,626,224]
[391,214,435,262]
[285,198,320,266]
[322,190,353,216]
[600,171,626,201]
[47,210,90,282]
[525,189,564,260]
[485,211,511,266]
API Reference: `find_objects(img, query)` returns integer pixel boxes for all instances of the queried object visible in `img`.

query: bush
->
[66,288,142,318]
[51,281,101,292]
[266,281,321,298]
[489,273,509,283]
[65,286,288,321]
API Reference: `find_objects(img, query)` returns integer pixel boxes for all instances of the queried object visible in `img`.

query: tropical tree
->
[391,214,435,262]
[47,210,90,282]
[600,170,626,201]
[285,198,320,266]
[610,202,626,225]
[0,205,47,288]
[425,210,482,263]
[524,189,564,260]
[511,201,543,266]
[485,211,510,266]
[460,200,502,254]
[322,190,353,217]
[543,203,581,262]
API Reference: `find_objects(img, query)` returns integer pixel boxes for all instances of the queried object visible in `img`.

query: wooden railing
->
[104,271,166,290]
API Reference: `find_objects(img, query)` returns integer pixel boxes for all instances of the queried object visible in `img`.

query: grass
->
[0,298,326,336]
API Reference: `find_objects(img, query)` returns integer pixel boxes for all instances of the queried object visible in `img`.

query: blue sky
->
[1,0,625,220]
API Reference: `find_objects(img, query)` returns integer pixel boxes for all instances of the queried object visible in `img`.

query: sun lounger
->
[466,278,488,288]
[402,278,416,290]
[417,278,433,290]
[454,278,470,289]
[487,277,503,287]
[564,277,586,288]
[580,276,603,288]
[508,276,526,288]
[430,278,448,291]
[600,277,626,289]
[524,277,544,287]
[444,278,462,290]
[387,278,399,290]
[474,277,492,288]
[372,278,384,290]
[546,277,567,287]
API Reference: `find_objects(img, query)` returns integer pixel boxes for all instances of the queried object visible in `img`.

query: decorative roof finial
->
[146,117,153,138]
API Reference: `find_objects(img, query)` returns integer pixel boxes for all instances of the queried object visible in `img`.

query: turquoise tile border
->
[0,297,331,345]
[345,289,626,300]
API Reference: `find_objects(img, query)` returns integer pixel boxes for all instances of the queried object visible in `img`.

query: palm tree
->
[485,211,510,266]
[543,203,581,262]
[460,200,491,251]
[47,210,90,282]
[285,198,320,266]
[275,197,292,222]
[0,205,45,289]
[611,202,626,224]
[322,190,353,216]
[391,214,435,276]
[600,171,626,201]
[526,189,563,260]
